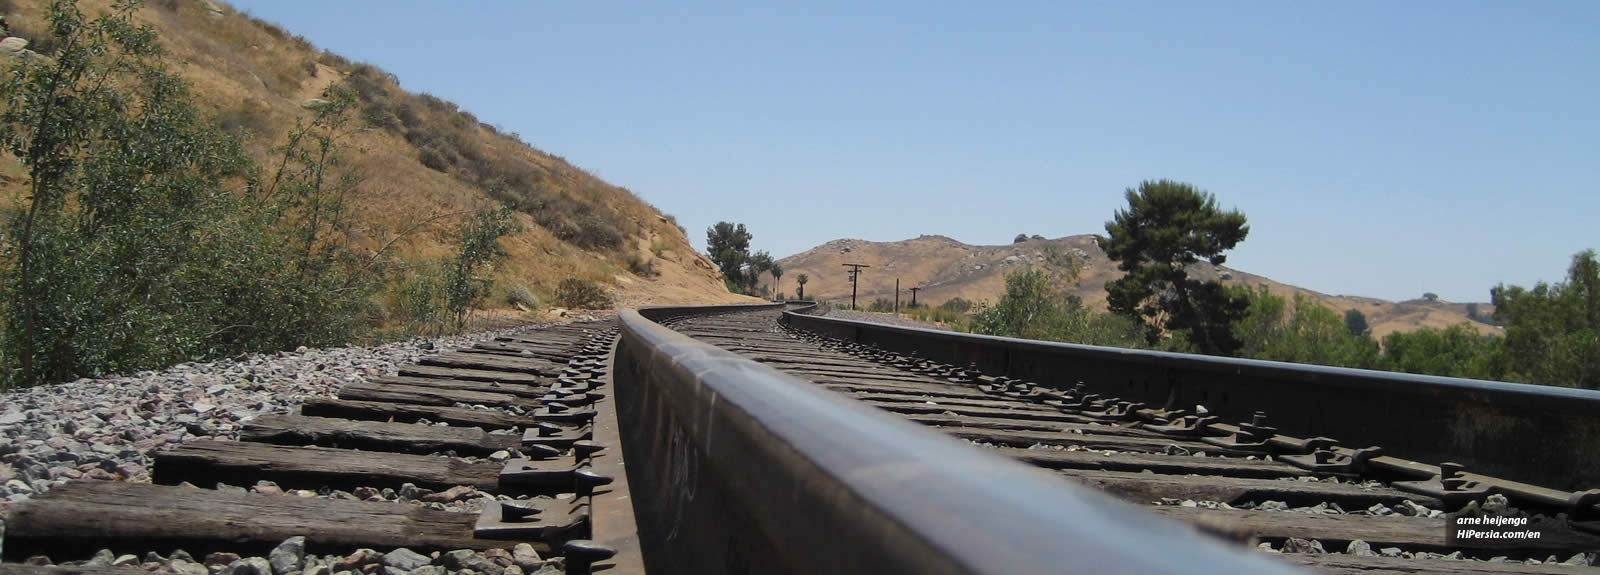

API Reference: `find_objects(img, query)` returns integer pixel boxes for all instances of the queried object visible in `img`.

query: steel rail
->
[781,305,1600,491]
[613,303,1300,575]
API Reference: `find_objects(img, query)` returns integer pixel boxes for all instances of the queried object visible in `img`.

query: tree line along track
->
[2,319,638,575]
[656,307,1600,575]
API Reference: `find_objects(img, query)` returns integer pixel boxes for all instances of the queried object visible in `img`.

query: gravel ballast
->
[0,319,595,514]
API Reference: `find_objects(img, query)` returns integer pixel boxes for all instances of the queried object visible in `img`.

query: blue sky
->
[229,1,1597,303]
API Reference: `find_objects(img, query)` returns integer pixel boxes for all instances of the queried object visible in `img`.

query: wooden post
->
[842,263,869,310]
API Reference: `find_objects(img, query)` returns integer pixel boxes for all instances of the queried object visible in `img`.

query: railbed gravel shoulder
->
[0,319,583,513]
[21,536,568,575]
[818,309,952,331]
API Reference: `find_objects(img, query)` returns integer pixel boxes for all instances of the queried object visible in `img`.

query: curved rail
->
[612,303,1299,575]
[781,307,1600,491]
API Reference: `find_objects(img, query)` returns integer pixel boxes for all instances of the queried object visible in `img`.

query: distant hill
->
[772,234,1501,340]
[0,0,753,310]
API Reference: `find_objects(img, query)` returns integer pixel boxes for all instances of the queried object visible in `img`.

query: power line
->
[842,263,869,311]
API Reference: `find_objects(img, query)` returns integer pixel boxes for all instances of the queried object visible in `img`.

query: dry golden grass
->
[776,234,1500,338]
[0,0,741,310]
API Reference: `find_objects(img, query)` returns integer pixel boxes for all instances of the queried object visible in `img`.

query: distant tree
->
[970,270,1063,340]
[1465,302,1480,320]
[1423,292,1440,302]
[769,262,784,301]
[1261,295,1379,369]
[1014,233,1029,243]
[1344,309,1370,337]
[747,251,775,295]
[970,268,1143,347]
[1231,287,1377,369]
[1102,180,1250,355]
[1490,249,1600,389]
[1231,285,1287,360]
[1379,324,1499,380]
[796,273,809,300]
[706,222,753,289]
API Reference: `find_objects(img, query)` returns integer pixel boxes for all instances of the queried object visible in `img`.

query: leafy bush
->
[867,298,895,312]
[939,298,974,313]
[384,261,448,337]
[555,278,613,310]
[624,253,658,277]
[442,206,521,328]
[1378,324,1499,379]
[905,306,966,327]
[570,214,623,250]
[503,284,539,309]
[316,49,350,70]
[968,269,1144,348]
[418,142,454,172]
[0,3,386,387]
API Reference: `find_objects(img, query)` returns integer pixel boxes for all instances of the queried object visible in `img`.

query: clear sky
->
[229,0,1597,303]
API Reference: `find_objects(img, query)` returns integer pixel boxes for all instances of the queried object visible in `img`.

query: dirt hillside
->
[774,235,1501,340]
[0,0,756,312]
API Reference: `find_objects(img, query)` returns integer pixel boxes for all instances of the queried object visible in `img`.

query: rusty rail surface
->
[781,305,1600,491]
[612,303,1299,575]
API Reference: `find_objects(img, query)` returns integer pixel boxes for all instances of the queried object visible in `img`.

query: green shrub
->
[316,49,350,70]
[569,214,623,250]
[385,261,448,336]
[442,206,521,328]
[624,253,658,277]
[555,278,613,310]
[0,2,386,387]
[939,297,974,313]
[503,284,539,309]
[418,142,454,172]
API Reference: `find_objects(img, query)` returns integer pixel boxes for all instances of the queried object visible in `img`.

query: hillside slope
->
[0,0,753,311]
[774,235,1501,340]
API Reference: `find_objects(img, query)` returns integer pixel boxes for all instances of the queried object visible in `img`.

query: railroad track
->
[1,319,634,575]
[646,307,1600,574]
[2,303,1598,575]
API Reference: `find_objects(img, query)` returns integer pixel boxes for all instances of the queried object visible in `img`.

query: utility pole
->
[909,287,921,307]
[842,263,869,311]
[894,278,900,313]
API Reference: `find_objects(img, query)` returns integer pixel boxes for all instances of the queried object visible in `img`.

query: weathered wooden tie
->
[0,482,553,562]
[152,440,502,492]
[298,398,529,429]
[239,415,520,456]
[337,382,540,410]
